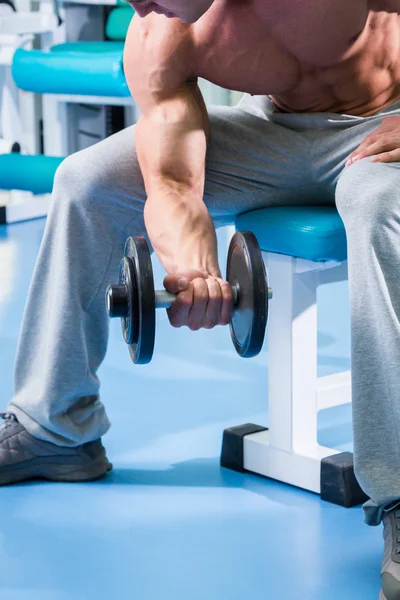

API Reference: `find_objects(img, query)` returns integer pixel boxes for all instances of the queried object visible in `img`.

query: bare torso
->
[124,0,400,299]
[189,0,400,116]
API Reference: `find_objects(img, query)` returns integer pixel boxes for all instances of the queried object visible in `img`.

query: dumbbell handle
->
[157,285,273,306]
[155,286,239,309]
[107,283,272,319]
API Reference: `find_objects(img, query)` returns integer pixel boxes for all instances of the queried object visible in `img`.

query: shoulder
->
[127,14,196,70]
[124,15,198,104]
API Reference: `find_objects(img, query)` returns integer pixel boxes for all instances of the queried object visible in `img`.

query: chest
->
[255,0,371,66]
[193,0,379,93]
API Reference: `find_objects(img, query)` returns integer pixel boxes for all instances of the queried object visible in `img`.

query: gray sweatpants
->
[9,94,400,526]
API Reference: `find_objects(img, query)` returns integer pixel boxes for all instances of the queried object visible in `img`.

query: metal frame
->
[0,190,51,223]
[242,252,351,494]
[41,93,138,156]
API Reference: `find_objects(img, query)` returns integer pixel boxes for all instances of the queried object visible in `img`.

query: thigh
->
[319,100,400,195]
[204,101,315,224]
[62,103,312,230]
[336,156,400,219]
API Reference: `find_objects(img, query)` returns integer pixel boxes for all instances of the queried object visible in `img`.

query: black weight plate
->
[123,236,156,364]
[227,231,268,358]
[119,256,138,346]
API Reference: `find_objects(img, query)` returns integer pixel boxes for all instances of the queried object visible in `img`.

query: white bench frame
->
[242,251,351,494]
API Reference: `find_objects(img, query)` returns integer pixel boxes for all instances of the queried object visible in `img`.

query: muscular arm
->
[123,15,219,276]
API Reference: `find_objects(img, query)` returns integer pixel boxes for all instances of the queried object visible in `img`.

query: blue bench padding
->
[12,44,129,97]
[105,5,134,40]
[0,154,64,194]
[51,42,125,54]
[236,206,347,262]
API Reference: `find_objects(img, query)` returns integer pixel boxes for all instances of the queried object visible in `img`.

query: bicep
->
[123,14,195,113]
[123,17,209,185]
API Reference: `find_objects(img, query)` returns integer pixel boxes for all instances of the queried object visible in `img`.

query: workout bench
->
[12,5,137,157]
[108,204,367,507]
[221,205,368,508]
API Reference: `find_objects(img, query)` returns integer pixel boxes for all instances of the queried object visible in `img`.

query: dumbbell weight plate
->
[122,236,156,364]
[227,231,268,358]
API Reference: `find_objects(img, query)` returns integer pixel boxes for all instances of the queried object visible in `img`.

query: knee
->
[336,158,400,229]
[53,152,84,194]
[52,149,108,213]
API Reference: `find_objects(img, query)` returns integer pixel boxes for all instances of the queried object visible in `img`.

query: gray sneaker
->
[380,508,400,600]
[0,412,112,485]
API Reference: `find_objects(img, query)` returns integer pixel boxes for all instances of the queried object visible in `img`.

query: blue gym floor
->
[0,218,382,600]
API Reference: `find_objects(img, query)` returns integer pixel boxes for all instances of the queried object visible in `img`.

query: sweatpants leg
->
[336,159,400,526]
[257,96,400,525]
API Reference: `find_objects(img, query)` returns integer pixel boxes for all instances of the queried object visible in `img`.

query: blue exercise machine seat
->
[12,42,129,97]
[12,5,134,97]
[236,206,347,262]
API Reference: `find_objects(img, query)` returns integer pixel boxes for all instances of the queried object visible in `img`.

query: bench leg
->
[221,253,367,507]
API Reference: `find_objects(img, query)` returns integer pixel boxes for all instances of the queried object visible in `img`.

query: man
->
[1,0,400,596]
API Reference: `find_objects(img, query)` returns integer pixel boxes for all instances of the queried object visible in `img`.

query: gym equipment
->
[0,3,58,36]
[106,231,273,364]
[0,154,63,223]
[12,6,137,158]
[0,154,64,194]
[0,0,15,17]
[13,45,130,98]
[220,206,366,509]
[0,0,62,223]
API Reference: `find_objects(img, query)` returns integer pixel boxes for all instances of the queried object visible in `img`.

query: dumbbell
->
[106,231,272,364]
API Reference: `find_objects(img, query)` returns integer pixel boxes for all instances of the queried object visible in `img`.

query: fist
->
[163,270,234,330]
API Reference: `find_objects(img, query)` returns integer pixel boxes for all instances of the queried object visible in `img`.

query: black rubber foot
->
[221,426,368,508]
[220,423,268,472]
[320,452,369,507]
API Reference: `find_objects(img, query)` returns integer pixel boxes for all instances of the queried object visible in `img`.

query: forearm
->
[122,18,231,330]
[144,189,219,275]
[136,96,219,275]
[136,88,208,198]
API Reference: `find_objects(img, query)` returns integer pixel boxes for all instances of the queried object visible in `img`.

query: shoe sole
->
[0,454,112,485]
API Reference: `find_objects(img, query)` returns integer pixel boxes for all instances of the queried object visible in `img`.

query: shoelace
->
[0,412,17,430]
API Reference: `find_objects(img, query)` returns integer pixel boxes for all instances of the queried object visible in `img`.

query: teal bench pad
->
[106,5,134,40]
[12,43,129,97]
[236,206,347,262]
[0,154,64,194]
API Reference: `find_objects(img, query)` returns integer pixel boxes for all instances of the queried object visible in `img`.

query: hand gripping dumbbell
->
[106,231,273,364]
